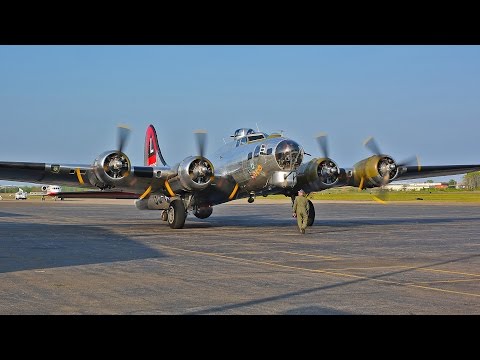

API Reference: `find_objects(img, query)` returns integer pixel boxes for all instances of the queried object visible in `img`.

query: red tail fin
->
[144,124,167,166]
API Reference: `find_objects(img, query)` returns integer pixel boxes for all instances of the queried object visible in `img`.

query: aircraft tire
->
[167,199,186,229]
[161,210,168,221]
[307,200,315,227]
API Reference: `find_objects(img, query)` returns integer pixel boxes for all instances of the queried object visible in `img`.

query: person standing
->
[293,189,309,234]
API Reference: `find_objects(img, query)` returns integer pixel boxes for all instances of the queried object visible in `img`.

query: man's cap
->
[298,189,305,194]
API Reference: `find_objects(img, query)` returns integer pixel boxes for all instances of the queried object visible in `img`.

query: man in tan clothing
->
[293,189,309,234]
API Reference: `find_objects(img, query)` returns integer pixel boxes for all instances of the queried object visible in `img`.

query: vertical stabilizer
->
[144,124,168,166]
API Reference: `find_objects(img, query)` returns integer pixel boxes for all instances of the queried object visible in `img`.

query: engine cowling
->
[352,155,398,188]
[297,157,340,192]
[167,156,214,192]
[41,185,48,191]
[89,151,132,189]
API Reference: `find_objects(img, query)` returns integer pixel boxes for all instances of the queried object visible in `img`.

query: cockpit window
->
[247,134,265,142]
[275,140,303,170]
[234,128,255,138]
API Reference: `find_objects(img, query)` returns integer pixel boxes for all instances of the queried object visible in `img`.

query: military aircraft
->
[1,124,479,229]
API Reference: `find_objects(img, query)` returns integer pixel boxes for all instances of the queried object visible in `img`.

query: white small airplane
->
[28,185,63,200]
[41,185,63,196]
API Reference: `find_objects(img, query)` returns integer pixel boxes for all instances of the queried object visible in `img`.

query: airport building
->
[385,182,450,191]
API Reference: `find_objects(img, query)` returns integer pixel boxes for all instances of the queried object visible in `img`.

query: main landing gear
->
[161,200,213,229]
[166,199,187,229]
[307,200,315,227]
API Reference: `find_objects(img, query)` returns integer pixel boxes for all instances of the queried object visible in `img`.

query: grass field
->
[266,189,480,202]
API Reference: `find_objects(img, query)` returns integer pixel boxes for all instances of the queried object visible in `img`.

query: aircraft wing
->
[395,164,480,181]
[296,157,480,193]
[0,161,159,194]
[55,191,140,199]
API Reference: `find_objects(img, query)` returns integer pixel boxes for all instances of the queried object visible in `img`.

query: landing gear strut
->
[248,192,255,203]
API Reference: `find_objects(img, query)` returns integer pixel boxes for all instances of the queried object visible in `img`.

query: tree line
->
[463,171,480,190]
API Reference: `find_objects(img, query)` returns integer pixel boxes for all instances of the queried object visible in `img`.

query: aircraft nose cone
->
[275,140,303,170]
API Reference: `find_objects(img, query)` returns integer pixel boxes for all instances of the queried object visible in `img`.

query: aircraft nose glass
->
[275,140,303,170]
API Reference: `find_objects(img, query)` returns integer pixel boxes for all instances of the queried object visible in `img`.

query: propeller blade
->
[363,136,382,155]
[398,155,421,171]
[194,129,207,158]
[373,158,393,204]
[117,124,131,153]
[315,132,329,159]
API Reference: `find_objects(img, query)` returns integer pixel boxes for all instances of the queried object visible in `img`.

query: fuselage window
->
[259,144,267,155]
[254,145,260,157]
[247,152,252,160]
[266,148,273,155]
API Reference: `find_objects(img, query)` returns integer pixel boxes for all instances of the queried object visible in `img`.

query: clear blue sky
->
[1,45,479,185]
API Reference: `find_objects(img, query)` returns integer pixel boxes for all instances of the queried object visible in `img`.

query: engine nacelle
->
[167,156,214,192]
[89,150,132,189]
[352,155,398,188]
[134,194,170,210]
[41,185,48,191]
[297,157,340,192]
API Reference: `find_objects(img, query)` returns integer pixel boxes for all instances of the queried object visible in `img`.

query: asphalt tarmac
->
[0,198,479,314]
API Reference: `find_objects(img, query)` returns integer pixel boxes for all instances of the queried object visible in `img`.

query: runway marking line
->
[322,265,411,271]
[278,251,339,260]
[405,278,480,285]
[415,268,480,278]
[155,244,480,299]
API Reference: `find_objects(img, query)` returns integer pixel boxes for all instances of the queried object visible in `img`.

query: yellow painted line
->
[164,180,175,197]
[75,168,85,185]
[322,265,411,271]
[279,251,339,260]
[139,185,152,200]
[402,284,480,298]
[405,278,480,285]
[272,259,335,263]
[228,183,239,200]
[372,196,387,204]
[415,268,480,278]
[219,251,271,255]
[154,244,480,298]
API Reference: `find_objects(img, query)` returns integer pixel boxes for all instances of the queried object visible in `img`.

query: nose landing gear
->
[248,192,255,203]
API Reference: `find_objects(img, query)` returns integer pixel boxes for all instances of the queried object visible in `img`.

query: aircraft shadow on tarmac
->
[0,211,30,218]
[0,222,166,274]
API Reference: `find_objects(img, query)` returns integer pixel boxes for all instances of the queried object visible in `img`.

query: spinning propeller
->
[190,130,213,184]
[314,132,339,186]
[363,136,421,204]
[117,124,131,153]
